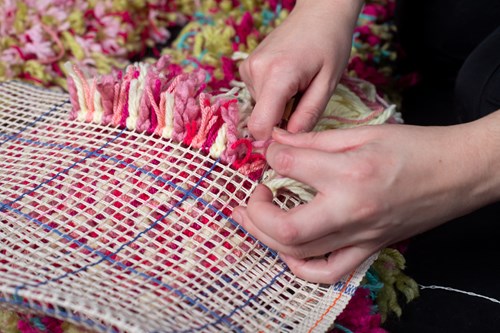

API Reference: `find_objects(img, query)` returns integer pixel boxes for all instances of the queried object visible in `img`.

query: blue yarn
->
[334,323,354,333]
[30,317,47,331]
[364,268,384,300]
[261,8,274,26]
[194,11,214,25]
[177,31,196,50]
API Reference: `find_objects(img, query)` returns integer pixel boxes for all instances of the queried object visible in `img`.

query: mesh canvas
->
[0,80,381,333]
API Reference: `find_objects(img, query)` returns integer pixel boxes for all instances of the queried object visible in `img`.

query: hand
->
[233,115,500,283]
[239,0,363,140]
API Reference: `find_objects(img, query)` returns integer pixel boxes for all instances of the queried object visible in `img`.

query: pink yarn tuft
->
[67,62,267,176]
[172,73,203,142]
[96,74,117,125]
[17,316,64,333]
[334,288,387,333]
[232,12,253,45]
[220,99,240,164]
[119,79,132,128]
[66,76,80,120]
[148,78,162,133]
[191,93,218,148]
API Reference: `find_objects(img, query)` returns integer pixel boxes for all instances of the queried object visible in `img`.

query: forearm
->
[465,109,500,207]
[293,0,364,33]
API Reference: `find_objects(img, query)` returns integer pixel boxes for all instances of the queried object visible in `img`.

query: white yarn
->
[419,284,500,305]
[126,63,148,130]
[161,91,175,139]
[209,123,228,158]
[261,170,317,203]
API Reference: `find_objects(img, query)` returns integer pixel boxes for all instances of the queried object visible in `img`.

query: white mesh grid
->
[0,81,376,333]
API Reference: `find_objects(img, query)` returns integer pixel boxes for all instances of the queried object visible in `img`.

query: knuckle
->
[238,60,251,82]
[247,117,269,139]
[297,105,322,129]
[271,148,295,176]
[246,55,271,76]
[348,158,377,181]
[352,198,384,223]
[247,55,296,81]
[275,221,299,245]
[287,247,312,259]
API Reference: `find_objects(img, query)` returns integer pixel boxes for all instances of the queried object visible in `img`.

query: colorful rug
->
[0,1,418,332]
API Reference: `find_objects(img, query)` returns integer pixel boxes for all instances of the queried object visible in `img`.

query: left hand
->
[232,120,500,283]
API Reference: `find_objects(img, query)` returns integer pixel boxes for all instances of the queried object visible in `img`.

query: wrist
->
[293,0,364,28]
[470,110,500,205]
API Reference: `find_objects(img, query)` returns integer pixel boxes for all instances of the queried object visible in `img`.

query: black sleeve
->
[455,26,500,122]
[395,0,500,126]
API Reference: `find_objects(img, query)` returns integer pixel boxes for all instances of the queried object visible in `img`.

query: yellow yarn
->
[111,0,146,12]
[239,34,259,54]
[23,60,52,84]
[91,52,128,74]
[0,310,20,333]
[0,63,6,80]
[200,0,219,12]
[53,76,69,90]
[197,25,235,62]
[68,10,86,36]
[41,14,58,27]
[175,0,196,15]
[14,2,28,34]
[0,36,16,50]
[220,0,234,13]
[61,31,85,61]
[62,322,94,333]
[241,0,257,12]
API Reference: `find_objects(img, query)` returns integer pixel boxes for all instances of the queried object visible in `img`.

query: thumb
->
[248,76,300,141]
[280,245,376,284]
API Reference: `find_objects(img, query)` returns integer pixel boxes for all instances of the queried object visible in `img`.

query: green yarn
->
[14,2,28,34]
[68,11,86,35]
[62,322,93,333]
[61,31,85,61]
[371,248,420,321]
[24,60,52,83]
[0,310,21,333]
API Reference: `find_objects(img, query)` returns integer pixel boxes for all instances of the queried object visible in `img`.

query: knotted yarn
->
[0,51,396,332]
[0,1,420,332]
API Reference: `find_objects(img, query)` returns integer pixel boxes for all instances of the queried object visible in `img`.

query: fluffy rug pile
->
[0,1,418,332]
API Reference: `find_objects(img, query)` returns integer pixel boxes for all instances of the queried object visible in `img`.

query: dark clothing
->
[384,1,500,332]
[395,0,500,125]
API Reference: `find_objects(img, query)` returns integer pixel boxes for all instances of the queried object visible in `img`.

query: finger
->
[279,245,375,284]
[238,60,257,98]
[272,127,368,153]
[286,71,334,134]
[277,230,353,259]
[243,185,345,247]
[248,76,299,141]
[266,142,335,190]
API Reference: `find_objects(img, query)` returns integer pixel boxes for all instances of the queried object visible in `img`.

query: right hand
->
[233,111,500,283]
[239,0,363,140]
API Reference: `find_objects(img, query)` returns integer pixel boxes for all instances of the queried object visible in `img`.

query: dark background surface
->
[383,1,500,331]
